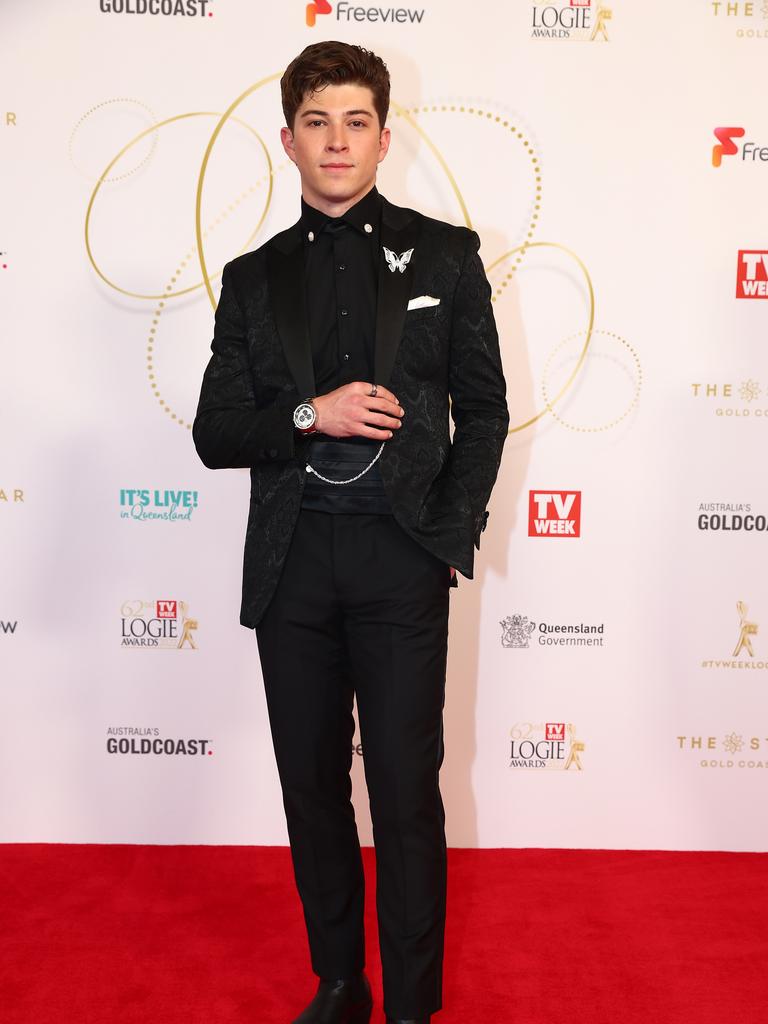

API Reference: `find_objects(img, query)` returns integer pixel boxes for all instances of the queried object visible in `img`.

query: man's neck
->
[301,181,378,219]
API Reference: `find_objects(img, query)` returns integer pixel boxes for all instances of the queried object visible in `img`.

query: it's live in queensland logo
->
[107,727,213,756]
[509,722,585,770]
[305,0,425,26]
[120,488,198,522]
[531,0,612,41]
[121,600,198,649]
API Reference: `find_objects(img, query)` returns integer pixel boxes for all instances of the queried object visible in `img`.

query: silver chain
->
[305,442,386,485]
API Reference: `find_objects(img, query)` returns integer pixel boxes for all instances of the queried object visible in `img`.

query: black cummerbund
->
[301,439,393,515]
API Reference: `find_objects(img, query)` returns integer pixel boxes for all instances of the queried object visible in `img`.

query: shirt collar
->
[300,186,382,243]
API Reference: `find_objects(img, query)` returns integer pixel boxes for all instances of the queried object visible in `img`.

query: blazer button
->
[268,448,278,458]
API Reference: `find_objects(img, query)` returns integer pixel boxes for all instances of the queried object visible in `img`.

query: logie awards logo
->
[509,722,586,770]
[531,0,612,41]
[120,599,199,649]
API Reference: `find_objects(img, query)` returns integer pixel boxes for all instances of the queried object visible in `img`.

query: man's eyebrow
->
[300,109,374,118]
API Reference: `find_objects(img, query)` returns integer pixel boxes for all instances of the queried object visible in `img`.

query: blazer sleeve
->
[192,262,296,470]
[445,229,510,548]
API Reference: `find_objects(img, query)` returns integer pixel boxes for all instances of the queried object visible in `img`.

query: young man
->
[193,41,508,1024]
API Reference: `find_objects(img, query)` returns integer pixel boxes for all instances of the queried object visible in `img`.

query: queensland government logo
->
[120,488,198,522]
[121,600,198,649]
[98,0,214,16]
[677,731,768,769]
[710,1,768,39]
[697,502,768,532]
[106,727,213,755]
[531,0,611,40]
[712,127,768,167]
[701,600,766,670]
[736,250,768,298]
[501,613,605,648]
[306,0,425,25]
[509,722,585,770]
[528,490,581,537]
[690,379,768,418]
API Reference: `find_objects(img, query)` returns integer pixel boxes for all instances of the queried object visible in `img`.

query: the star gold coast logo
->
[305,0,425,25]
[710,0,768,39]
[120,599,199,649]
[531,0,612,40]
[690,379,768,418]
[677,731,768,769]
[0,487,24,505]
[3,112,16,126]
[509,722,585,770]
[701,600,766,670]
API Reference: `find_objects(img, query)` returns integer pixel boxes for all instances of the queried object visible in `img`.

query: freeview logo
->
[306,0,331,25]
[305,0,425,25]
[712,127,768,167]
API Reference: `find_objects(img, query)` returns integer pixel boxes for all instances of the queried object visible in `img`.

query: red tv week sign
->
[736,250,768,299]
[528,491,582,537]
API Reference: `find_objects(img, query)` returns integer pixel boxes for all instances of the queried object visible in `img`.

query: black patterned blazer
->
[193,195,509,627]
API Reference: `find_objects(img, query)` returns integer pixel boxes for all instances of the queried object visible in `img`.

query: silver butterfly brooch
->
[383,247,414,274]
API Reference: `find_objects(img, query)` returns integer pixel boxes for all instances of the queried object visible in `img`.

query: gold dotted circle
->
[69,98,158,183]
[541,330,642,433]
[86,111,274,300]
[148,165,288,430]
[391,103,541,270]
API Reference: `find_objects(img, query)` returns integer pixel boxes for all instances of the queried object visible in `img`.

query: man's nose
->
[326,128,348,151]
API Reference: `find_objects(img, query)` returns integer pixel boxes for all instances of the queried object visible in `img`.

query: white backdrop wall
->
[2,0,767,851]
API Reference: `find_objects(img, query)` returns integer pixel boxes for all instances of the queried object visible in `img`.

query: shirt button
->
[307,231,315,243]
[340,309,349,317]
[343,353,350,361]
[268,448,278,458]
[364,224,373,234]
[338,264,346,271]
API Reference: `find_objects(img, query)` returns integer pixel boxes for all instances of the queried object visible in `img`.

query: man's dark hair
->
[281,41,390,131]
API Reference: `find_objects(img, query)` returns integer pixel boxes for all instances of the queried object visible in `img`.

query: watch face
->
[294,402,316,430]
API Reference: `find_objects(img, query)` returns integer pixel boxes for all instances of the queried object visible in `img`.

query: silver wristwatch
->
[293,399,317,434]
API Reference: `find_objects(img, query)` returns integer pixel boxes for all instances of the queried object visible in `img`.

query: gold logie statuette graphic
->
[734,601,758,658]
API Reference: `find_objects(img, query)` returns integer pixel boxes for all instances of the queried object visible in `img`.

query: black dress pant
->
[255,509,451,1019]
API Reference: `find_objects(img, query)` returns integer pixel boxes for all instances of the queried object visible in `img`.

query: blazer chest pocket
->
[405,303,442,324]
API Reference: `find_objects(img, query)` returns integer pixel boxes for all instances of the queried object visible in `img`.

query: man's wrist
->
[293,398,318,434]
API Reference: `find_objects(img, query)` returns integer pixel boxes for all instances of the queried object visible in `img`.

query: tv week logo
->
[736,251,768,299]
[306,0,332,25]
[156,600,177,618]
[546,723,565,741]
[528,491,582,537]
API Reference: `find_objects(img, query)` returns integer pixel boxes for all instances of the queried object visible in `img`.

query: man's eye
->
[309,120,325,127]
[350,121,366,128]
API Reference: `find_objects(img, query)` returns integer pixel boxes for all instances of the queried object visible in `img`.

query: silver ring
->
[369,383,378,398]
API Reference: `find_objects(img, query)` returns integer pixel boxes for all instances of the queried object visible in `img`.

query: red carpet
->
[1,845,765,1023]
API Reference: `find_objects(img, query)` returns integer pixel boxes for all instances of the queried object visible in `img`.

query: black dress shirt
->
[299,186,392,514]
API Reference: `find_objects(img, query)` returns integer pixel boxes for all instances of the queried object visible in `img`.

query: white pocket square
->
[407,295,440,311]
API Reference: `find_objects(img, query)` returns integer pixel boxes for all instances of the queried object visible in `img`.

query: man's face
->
[280,82,390,215]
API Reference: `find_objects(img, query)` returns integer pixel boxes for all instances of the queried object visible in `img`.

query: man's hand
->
[313,381,404,440]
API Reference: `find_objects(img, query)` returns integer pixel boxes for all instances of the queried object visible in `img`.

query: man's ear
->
[280,126,296,164]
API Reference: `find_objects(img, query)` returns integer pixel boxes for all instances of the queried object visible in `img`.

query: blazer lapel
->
[375,200,420,387]
[266,223,316,399]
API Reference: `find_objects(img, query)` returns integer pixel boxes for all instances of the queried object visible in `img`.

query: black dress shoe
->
[292,972,373,1024]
